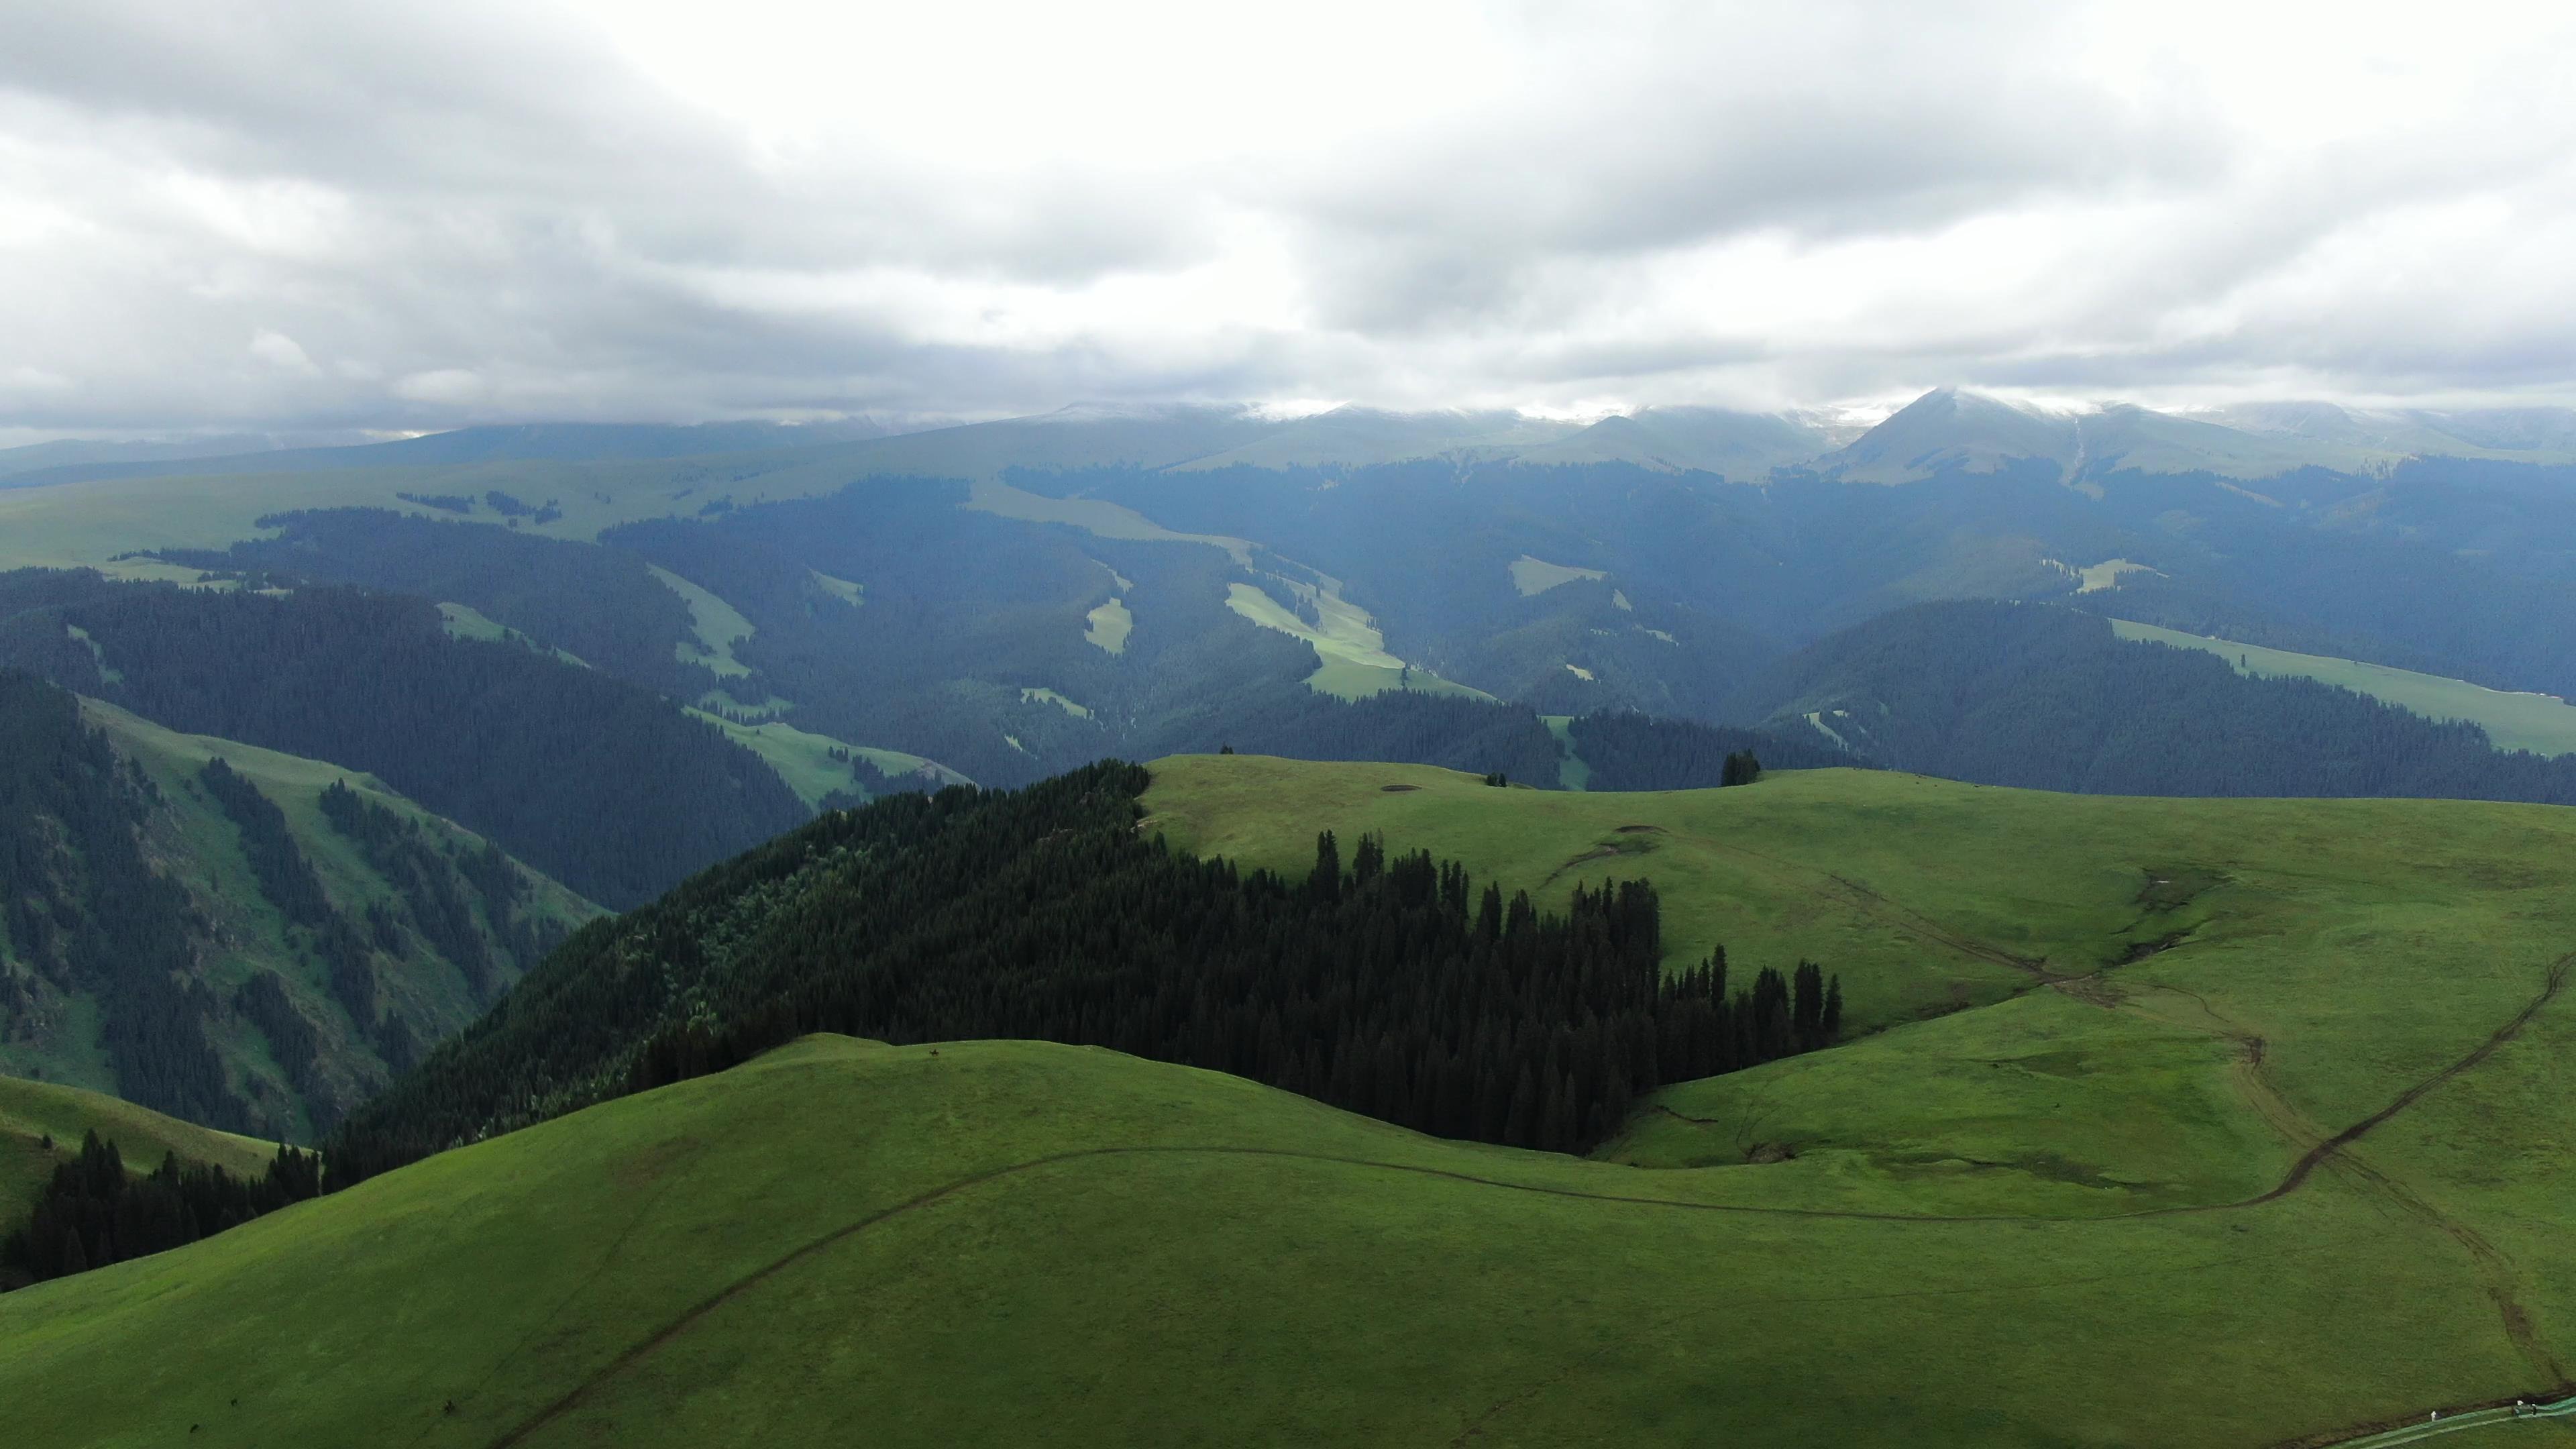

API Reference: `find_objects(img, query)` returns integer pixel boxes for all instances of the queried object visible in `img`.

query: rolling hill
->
[4,759,2573,1445]
[0,1074,278,1222]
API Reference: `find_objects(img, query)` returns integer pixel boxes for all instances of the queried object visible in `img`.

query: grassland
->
[1507,553,1608,595]
[648,565,757,679]
[1020,686,1092,718]
[965,477,1252,565]
[1083,596,1133,653]
[0,1076,276,1218]
[2114,618,2576,756]
[1538,713,1591,789]
[686,710,969,806]
[0,447,930,575]
[7,761,2575,1446]
[1223,580,1492,702]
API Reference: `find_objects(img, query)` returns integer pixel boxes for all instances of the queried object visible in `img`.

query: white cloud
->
[248,329,319,374]
[0,0,2571,430]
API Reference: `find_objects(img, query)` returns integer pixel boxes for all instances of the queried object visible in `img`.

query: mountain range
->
[11,388,2576,493]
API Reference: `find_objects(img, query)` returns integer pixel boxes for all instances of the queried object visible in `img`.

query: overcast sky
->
[4,0,2574,437]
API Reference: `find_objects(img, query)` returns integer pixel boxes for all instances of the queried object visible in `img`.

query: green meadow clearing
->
[5,760,2575,1446]
[2113,617,2576,757]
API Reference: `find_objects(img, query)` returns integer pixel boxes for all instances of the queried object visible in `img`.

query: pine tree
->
[1311,830,1342,902]
[1792,961,1825,1049]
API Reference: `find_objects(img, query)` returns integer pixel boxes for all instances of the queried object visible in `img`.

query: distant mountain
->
[0,435,305,485]
[2208,401,2576,463]
[1168,407,1585,471]
[1822,388,2078,484]
[2067,404,2397,480]
[1731,600,2576,805]
[1823,389,2576,485]
[1513,407,1831,480]
[0,419,908,489]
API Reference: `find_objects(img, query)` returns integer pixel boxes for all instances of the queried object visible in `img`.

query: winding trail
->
[480,949,2573,1448]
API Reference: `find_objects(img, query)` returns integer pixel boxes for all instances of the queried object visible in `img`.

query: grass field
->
[1539,713,1591,789]
[1508,553,1608,595]
[686,710,970,806]
[2113,618,2576,756]
[648,565,757,679]
[0,1076,277,1219]
[1083,596,1133,653]
[1224,580,1492,702]
[7,761,2575,1446]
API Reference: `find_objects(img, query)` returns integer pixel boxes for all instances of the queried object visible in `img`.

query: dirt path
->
[484,951,2575,1448]
[2127,955,2576,1419]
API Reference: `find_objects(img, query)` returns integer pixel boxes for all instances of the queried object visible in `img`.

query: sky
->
[3,0,2575,437]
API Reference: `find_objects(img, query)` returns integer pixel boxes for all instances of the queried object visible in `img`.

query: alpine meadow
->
[6,4,2576,1446]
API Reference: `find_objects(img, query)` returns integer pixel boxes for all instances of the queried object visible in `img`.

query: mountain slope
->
[1823,387,2079,484]
[1,669,600,1137]
[1733,600,2576,803]
[0,1069,279,1220]
[1513,406,1829,478]
[0,572,809,907]
[9,764,2576,1445]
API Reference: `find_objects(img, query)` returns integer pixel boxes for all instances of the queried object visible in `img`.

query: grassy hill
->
[0,1075,276,1219]
[6,759,2575,1444]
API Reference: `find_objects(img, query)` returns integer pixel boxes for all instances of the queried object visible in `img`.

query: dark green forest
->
[0,1132,319,1290]
[0,671,244,1130]
[164,508,712,697]
[1741,601,2576,803]
[328,763,1840,1185]
[0,571,806,906]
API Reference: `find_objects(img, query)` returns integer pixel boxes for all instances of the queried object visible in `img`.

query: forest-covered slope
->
[0,670,598,1138]
[1735,600,2576,804]
[0,572,808,907]
[327,762,1837,1183]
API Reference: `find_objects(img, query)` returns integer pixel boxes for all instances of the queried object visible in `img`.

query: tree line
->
[1566,711,1846,790]
[1743,600,2576,804]
[0,1132,321,1291]
[327,762,1841,1186]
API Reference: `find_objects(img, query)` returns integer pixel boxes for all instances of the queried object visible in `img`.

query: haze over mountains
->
[14,388,2571,494]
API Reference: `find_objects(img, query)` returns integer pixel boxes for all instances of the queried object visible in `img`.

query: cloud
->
[249,331,319,374]
[0,0,2573,431]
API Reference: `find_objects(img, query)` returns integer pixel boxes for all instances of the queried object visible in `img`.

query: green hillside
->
[6,761,2575,1445]
[1,690,600,1138]
[0,1076,275,1218]
[2112,617,2576,757]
